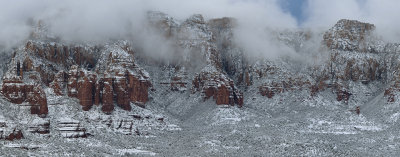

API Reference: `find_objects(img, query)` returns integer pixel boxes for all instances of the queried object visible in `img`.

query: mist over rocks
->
[1,0,400,156]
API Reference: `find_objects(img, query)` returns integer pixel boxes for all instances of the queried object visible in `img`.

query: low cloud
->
[0,0,399,61]
[303,0,400,43]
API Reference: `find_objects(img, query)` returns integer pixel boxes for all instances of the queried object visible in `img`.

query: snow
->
[117,148,157,156]
[1,15,400,156]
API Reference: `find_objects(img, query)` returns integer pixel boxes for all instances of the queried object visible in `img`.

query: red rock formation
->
[384,80,400,102]
[114,71,131,111]
[26,85,48,116]
[50,71,66,96]
[323,19,375,52]
[101,78,114,114]
[1,79,26,104]
[67,65,79,98]
[25,41,97,68]
[336,90,352,102]
[115,120,134,135]
[58,119,88,138]
[78,76,94,111]
[235,92,243,107]
[1,76,48,116]
[215,85,230,105]
[4,129,24,141]
[192,69,242,107]
[259,79,311,99]
[171,76,187,91]
[4,40,152,115]
[94,81,101,105]
[128,73,151,104]
[259,86,276,98]
[28,119,50,135]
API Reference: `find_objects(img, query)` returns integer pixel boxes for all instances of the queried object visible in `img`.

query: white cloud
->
[303,0,400,42]
[1,0,399,60]
[0,0,298,60]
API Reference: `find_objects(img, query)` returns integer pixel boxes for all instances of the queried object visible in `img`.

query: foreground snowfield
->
[1,53,400,156]
[1,77,399,156]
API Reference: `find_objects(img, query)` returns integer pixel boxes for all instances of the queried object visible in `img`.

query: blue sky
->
[278,0,368,26]
[278,0,307,25]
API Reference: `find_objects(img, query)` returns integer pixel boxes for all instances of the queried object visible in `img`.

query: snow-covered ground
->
[1,65,400,156]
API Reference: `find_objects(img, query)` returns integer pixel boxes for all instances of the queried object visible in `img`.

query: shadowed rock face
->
[192,66,243,107]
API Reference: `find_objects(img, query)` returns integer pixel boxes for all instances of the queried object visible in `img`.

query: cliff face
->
[322,20,400,103]
[1,40,151,116]
[1,13,400,148]
[323,19,377,52]
[146,12,243,107]
[2,16,400,116]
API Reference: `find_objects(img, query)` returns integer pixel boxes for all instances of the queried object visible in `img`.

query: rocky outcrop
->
[169,67,188,92]
[67,66,79,98]
[0,119,5,140]
[114,74,130,110]
[28,119,50,135]
[330,54,385,83]
[2,39,153,115]
[58,118,88,138]
[0,118,24,141]
[1,77,26,104]
[384,79,400,102]
[26,84,48,116]
[101,77,114,114]
[171,75,187,92]
[6,15,400,122]
[3,129,24,141]
[192,66,243,107]
[1,75,48,116]
[115,120,134,135]
[147,11,179,38]
[259,78,312,98]
[77,74,96,111]
[64,65,151,113]
[127,73,151,105]
[25,41,98,70]
[50,71,66,96]
[323,19,377,52]
[208,17,248,86]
